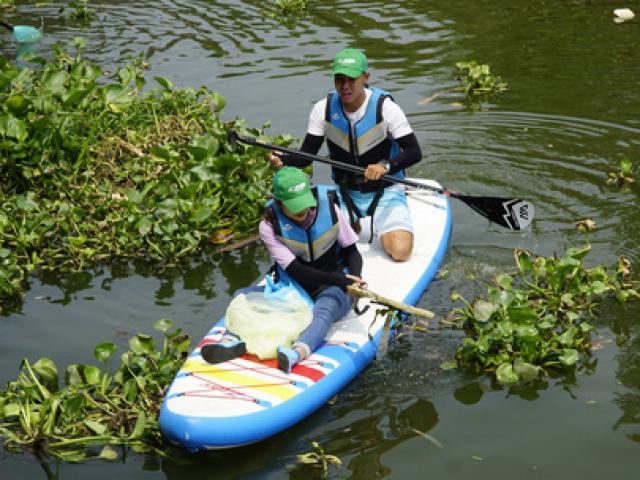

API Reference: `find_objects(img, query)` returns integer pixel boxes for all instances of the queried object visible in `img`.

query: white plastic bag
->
[225,276,313,359]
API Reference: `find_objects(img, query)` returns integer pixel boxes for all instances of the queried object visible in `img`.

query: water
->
[2,0,640,478]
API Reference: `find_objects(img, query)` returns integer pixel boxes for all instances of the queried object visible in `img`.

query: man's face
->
[334,72,369,108]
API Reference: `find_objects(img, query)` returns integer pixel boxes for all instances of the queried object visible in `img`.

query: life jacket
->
[265,185,342,272]
[324,86,405,193]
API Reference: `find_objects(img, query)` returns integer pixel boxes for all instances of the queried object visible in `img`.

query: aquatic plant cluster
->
[0,319,189,461]
[455,60,508,97]
[448,245,640,384]
[0,41,291,311]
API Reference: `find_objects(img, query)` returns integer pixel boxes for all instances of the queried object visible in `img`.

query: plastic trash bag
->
[225,276,313,359]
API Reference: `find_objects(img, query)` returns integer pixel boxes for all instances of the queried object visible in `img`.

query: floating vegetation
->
[455,60,508,97]
[447,244,640,385]
[0,40,291,310]
[0,319,190,461]
[263,0,309,24]
[576,218,597,233]
[606,158,636,186]
[59,0,97,24]
[289,441,342,478]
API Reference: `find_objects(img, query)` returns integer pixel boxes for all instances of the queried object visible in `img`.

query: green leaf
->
[33,357,59,391]
[65,364,84,386]
[188,135,219,162]
[84,419,107,435]
[513,359,540,382]
[127,189,145,204]
[129,334,155,355]
[495,274,512,290]
[104,84,133,112]
[98,445,119,461]
[130,411,147,439]
[508,306,538,324]
[190,207,212,223]
[473,300,498,322]
[137,216,153,236]
[559,348,579,366]
[154,318,172,333]
[54,449,88,462]
[515,325,538,339]
[620,158,633,175]
[496,363,519,384]
[83,364,102,385]
[154,76,173,91]
[440,361,457,371]
[591,280,607,295]
[94,342,117,363]
[44,70,69,95]
[3,403,20,418]
[0,114,28,141]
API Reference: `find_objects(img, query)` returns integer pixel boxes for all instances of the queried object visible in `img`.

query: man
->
[268,48,422,262]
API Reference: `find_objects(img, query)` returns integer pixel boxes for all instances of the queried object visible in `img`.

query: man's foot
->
[201,338,246,364]
[277,346,300,374]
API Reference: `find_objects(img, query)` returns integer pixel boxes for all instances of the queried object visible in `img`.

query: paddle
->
[228,130,534,230]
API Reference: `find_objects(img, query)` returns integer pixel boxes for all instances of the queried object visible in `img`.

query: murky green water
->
[2,0,640,478]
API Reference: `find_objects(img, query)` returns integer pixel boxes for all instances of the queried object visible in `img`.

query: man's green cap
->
[272,167,317,213]
[331,48,368,78]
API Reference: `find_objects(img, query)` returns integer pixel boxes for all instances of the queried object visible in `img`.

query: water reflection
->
[612,304,640,443]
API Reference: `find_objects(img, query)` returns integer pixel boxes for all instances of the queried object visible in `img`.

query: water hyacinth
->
[0,319,190,461]
[0,41,292,310]
[448,244,640,385]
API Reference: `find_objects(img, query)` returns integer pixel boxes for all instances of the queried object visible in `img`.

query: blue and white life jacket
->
[324,86,405,193]
[265,185,341,270]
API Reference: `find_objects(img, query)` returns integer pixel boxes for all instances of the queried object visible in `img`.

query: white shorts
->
[339,185,413,237]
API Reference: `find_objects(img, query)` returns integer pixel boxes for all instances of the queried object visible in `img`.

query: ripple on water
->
[410,109,640,263]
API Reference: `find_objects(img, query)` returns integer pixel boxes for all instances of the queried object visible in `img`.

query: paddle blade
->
[458,196,534,230]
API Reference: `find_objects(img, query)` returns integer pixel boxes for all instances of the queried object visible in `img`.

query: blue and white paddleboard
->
[159,180,451,451]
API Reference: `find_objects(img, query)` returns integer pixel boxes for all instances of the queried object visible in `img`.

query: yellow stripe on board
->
[182,359,298,402]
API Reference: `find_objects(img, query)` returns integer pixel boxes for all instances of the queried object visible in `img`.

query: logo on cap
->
[288,182,306,193]
[339,58,356,65]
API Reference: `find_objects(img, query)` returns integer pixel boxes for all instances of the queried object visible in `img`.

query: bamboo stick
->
[346,285,435,319]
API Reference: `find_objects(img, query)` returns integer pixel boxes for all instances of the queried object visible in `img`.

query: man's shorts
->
[338,185,413,237]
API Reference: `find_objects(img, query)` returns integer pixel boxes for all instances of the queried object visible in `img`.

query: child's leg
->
[278,286,352,372]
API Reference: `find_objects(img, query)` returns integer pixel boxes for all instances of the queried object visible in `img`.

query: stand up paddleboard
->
[159,180,451,451]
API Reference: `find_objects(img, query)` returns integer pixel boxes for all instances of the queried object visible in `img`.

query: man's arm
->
[387,132,421,174]
[279,133,324,168]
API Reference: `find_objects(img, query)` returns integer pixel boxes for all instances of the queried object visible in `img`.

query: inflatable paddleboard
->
[159,180,451,450]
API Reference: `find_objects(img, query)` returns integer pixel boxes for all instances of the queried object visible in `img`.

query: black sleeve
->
[388,133,422,174]
[342,243,362,277]
[285,259,351,290]
[281,134,324,168]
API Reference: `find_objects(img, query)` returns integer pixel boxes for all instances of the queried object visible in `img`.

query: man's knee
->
[381,230,413,262]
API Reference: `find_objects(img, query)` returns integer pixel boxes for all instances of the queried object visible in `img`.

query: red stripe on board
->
[240,354,326,382]
[291,364,325,382]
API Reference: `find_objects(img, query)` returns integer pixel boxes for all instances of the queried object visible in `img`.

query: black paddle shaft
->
[228,130,534,230]
[0,20,14,31]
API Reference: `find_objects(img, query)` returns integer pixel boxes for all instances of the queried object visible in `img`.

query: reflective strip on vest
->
[325,122,350,152]
[271,186,339,264]
[357,122,387,155]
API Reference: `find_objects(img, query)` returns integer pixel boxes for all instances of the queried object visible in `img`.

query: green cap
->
[331,48,368,78]
[272,167,317,213]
